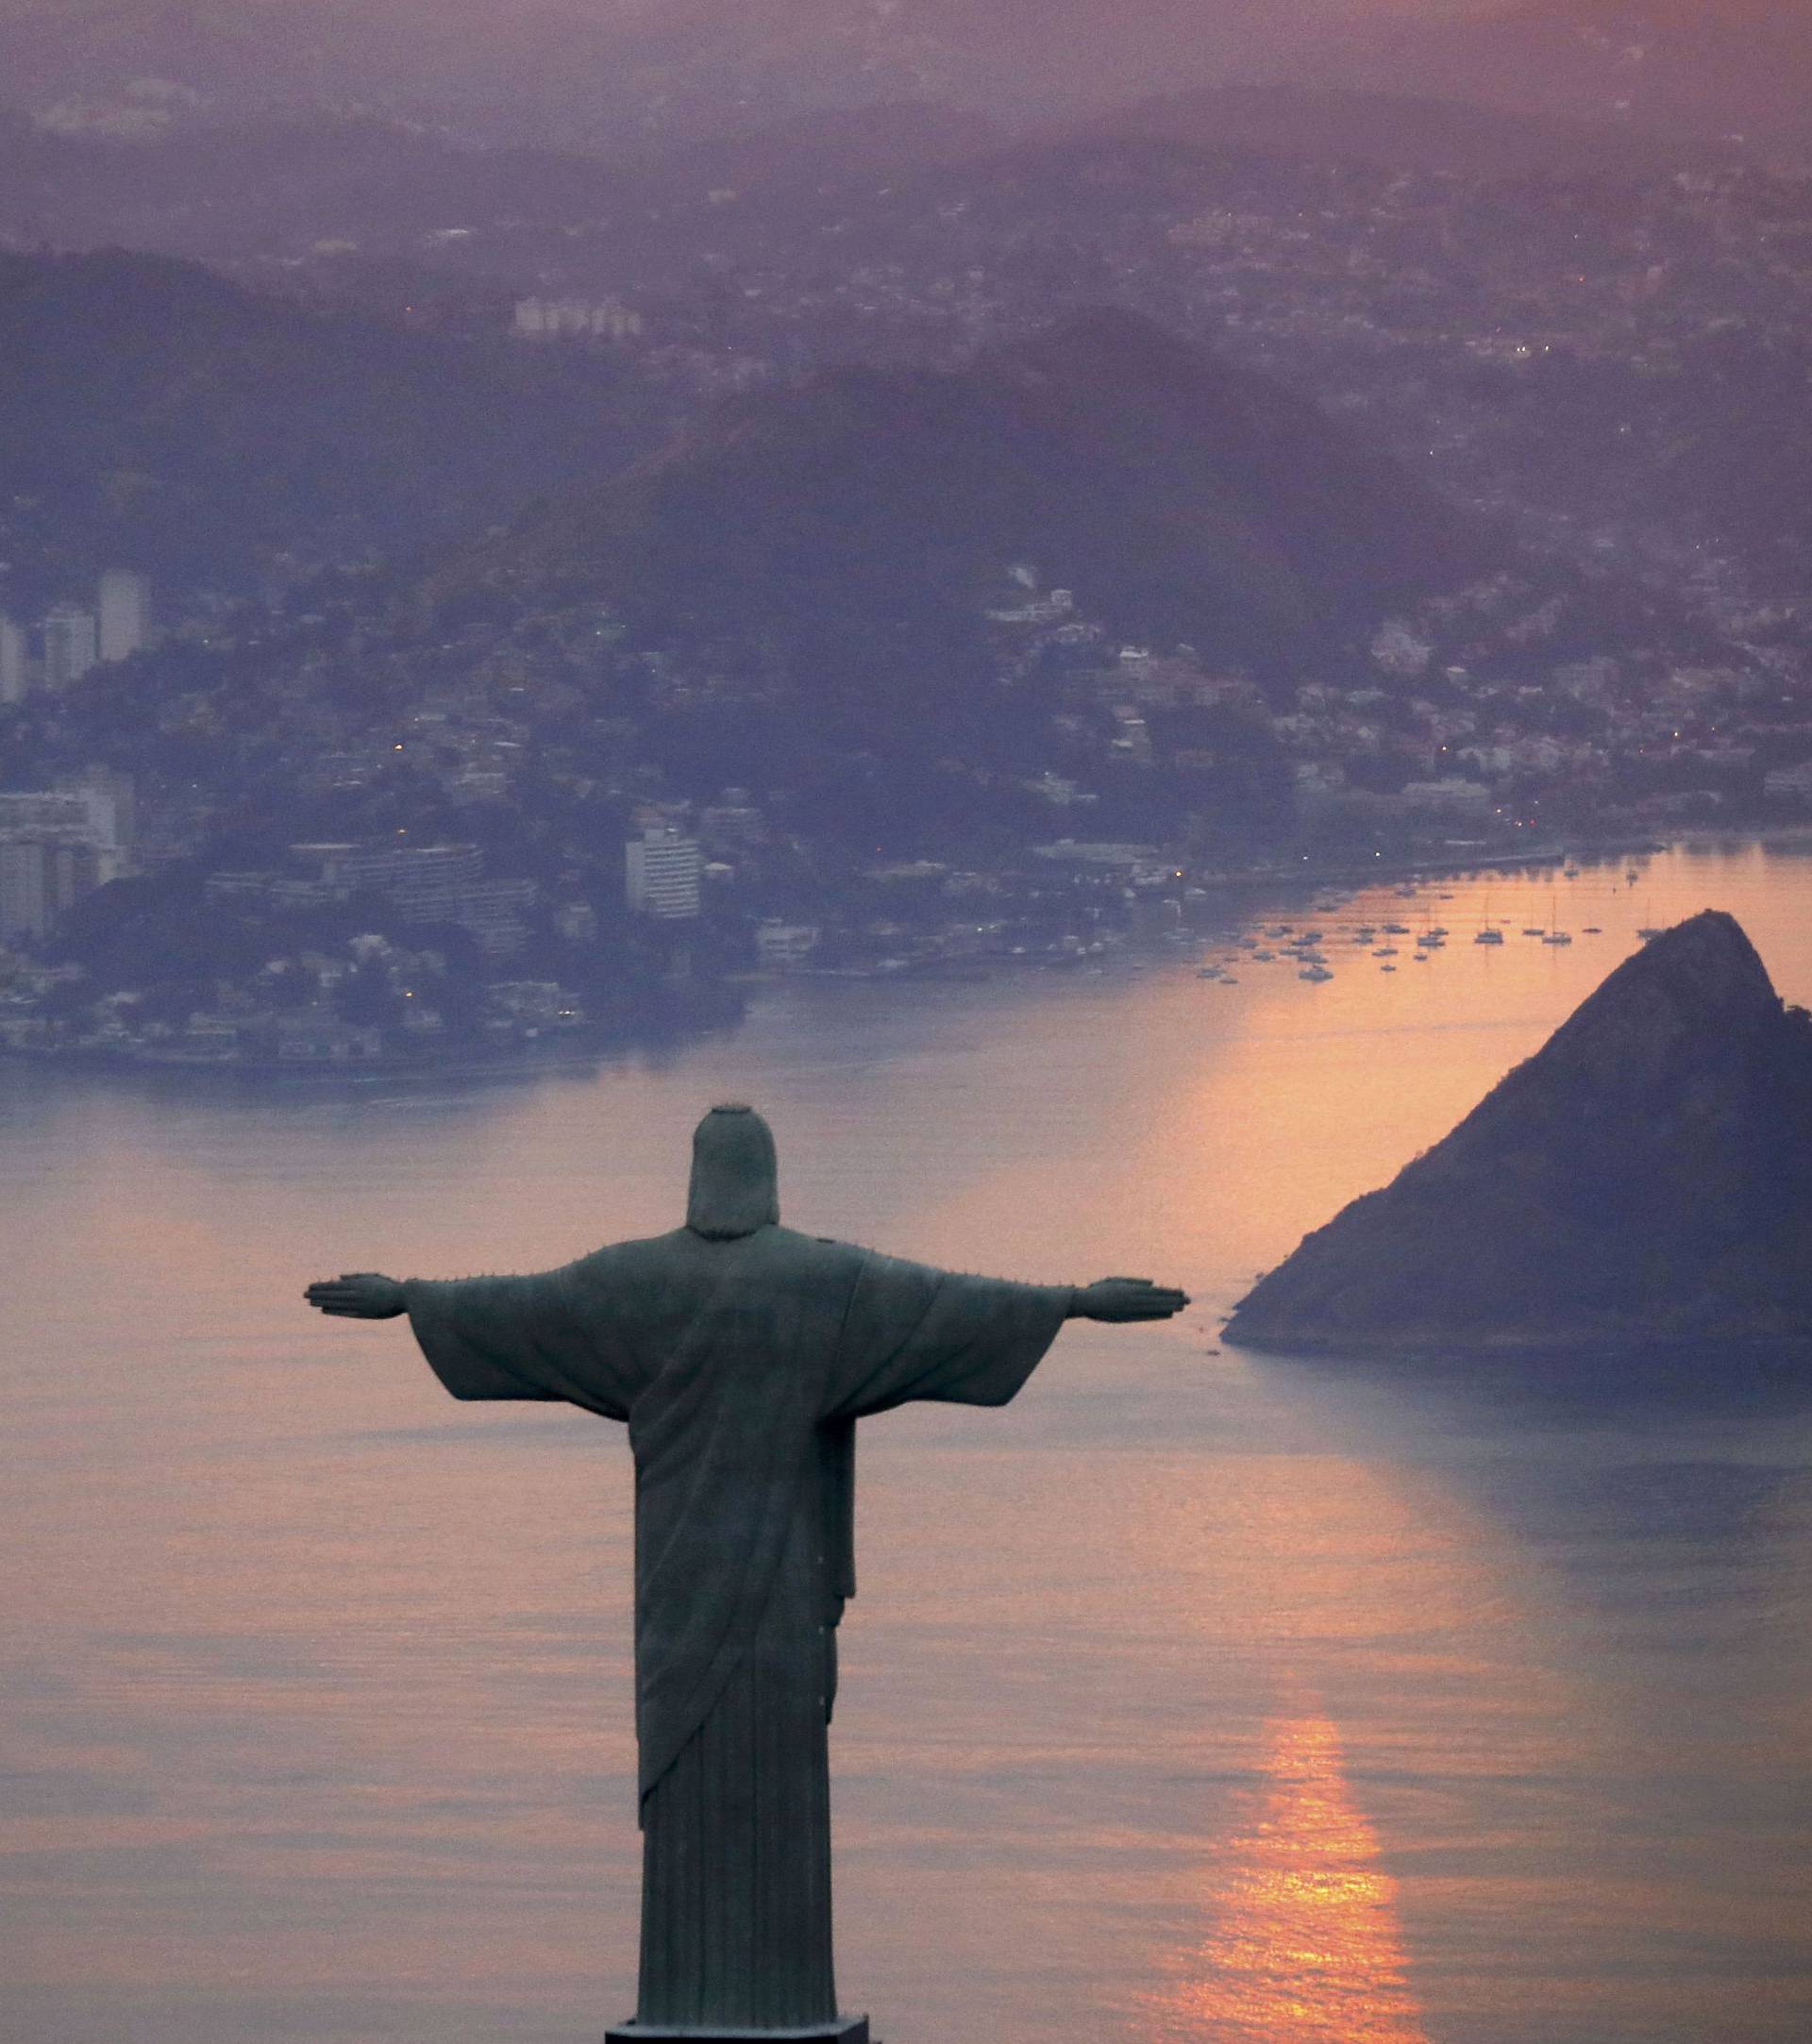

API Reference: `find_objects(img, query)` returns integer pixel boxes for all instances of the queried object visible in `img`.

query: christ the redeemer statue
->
[306,1104,1186,2044]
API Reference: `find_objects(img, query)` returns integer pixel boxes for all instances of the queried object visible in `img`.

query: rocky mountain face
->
[1226,912,1812,1357]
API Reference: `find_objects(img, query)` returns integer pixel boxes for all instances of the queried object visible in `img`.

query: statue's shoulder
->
[561,1231,690,1287]
[575,1231,680,1265]
[763,1226,868,1270]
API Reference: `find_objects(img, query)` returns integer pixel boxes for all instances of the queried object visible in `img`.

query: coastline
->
[0,825,1739,1080]
[1221,1319,1812,1368]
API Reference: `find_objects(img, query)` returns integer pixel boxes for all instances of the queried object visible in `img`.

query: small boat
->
[1412,952,1431,963]
[1380,963,1398,973]
[1583,925,1602,934]
[1542,930,1573,946]
[1382,922,1410,936]
[1522,927,1545,937]
[1373,946,1399,957]
[1299,964,1334,982]
[1253,949,1277,963]
[1475,928,1504,945]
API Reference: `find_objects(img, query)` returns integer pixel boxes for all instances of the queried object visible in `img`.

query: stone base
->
[607,2019,869,2044]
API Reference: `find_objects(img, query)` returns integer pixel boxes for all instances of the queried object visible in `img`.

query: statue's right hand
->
[305,1272,407,1319]
[1074,1277,1190,1322]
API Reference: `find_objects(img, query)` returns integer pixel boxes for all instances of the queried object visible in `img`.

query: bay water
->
[5,840,1810,2044]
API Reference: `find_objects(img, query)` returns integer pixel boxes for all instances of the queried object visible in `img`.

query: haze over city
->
[3,4,1811,2044]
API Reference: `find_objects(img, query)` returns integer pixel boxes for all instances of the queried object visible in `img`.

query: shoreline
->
[0,825,1762,1082]
[1222,1321,1812,1368]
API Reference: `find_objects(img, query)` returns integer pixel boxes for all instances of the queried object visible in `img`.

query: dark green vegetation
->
[1227,912,1812,1358]
[449,308,1490,716]
[0,249,666,608]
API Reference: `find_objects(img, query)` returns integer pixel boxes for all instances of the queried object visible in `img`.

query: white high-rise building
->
[66,766,136,852]
[0,834,107,942]
[0,615,25,704]
[626,827,703,920]
[42,604,98,688]
[98,570,151,663]
[0,840,47,941]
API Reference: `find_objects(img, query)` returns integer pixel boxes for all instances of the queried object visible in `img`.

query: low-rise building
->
[754,920,820,967]
[275,1014,384,1063]
[1764,762,1812,806]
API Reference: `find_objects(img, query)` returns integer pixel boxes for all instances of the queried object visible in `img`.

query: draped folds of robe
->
[404,1225,1070,2030]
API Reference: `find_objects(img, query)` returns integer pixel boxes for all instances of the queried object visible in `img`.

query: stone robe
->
[404,1224,1070,2030]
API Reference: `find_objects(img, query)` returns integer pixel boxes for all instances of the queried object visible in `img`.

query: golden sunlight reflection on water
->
[5,843,1812,2043]
[1146,1714,1429,2044]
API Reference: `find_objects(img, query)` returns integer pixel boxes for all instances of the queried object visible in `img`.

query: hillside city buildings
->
[204,841,539,954]
[0,770,135,943]
[512,295,645,342]
[0,570,150,702]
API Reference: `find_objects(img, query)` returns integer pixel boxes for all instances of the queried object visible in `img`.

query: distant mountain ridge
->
[1084,82,1746,177]
[1300,0,1812,151]
[9,2,1805,154]
[0,248,663,603]
[441,308,1493,711]
[0,100,1002,263]
[0,0,1332,145]
[1227,912,1812,1358]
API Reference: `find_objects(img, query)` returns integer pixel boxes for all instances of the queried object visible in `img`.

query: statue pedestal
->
[607,2019,870,2044]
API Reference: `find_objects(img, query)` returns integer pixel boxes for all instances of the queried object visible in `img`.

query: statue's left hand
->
[1073,1278,1190,1322]
[305,1272,407,1319]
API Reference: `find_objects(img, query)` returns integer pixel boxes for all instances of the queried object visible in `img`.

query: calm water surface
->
[5,842,1811,2044]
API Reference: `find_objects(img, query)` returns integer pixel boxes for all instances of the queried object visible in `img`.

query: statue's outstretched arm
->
[1067,1277,1189,1322]
[305,1272,407,1319]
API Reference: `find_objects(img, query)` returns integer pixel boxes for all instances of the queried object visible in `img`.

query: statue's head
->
[686,1103,780,1239]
